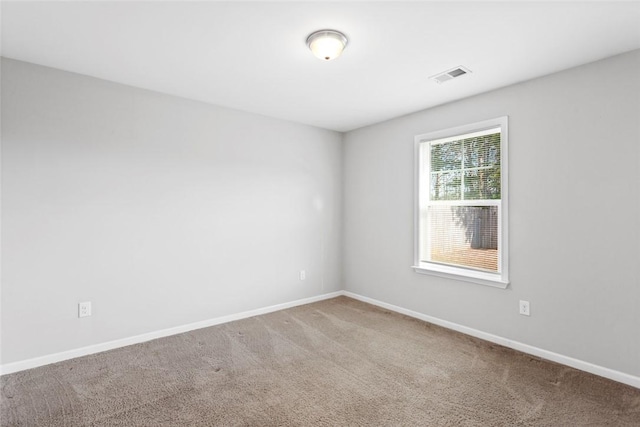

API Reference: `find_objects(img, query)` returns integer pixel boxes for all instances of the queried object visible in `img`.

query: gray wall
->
[343,50,640,377]
[1,58,342,364]
[2,51,639,378]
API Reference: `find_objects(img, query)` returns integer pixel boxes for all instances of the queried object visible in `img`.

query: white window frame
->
[413,116,509,288]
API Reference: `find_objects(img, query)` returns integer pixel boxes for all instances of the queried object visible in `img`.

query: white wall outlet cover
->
[299,270,306,280]
[519,300,530,316]
[78,301,92,318]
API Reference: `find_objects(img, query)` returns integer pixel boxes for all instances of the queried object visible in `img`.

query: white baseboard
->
[343,291,640,389]
[3,290,639,390]
[0,291,343,376]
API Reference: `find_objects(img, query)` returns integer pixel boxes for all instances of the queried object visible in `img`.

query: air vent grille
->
[430,66,472,84]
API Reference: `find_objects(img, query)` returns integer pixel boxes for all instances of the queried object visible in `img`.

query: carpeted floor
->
[1,296,639,426]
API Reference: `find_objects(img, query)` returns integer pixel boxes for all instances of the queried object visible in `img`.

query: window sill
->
[412,263,509,289]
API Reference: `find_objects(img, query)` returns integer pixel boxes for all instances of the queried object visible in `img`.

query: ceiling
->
[2,1,640,132]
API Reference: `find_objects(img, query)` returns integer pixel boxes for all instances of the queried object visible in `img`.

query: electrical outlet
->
[519,300,530,316]
[78,301,92,318]
[299,270,306,281]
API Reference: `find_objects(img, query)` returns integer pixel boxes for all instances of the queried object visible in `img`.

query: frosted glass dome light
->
[306,30,348,61]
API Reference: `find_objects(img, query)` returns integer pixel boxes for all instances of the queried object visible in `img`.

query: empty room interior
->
[1,1,640,426]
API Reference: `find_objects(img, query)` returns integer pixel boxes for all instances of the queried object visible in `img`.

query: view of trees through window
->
[430,132,501,201]
[424,129,501,272]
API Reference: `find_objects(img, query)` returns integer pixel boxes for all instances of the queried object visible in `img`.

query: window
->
[413,117,508,288]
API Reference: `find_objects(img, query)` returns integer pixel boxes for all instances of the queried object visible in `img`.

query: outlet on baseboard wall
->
[299,270,306,281]
[78,301,92,318]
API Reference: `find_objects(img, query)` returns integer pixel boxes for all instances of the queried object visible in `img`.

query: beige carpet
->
[1,296,639,426]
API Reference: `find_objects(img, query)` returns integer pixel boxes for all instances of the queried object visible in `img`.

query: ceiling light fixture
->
[306,29,348,61]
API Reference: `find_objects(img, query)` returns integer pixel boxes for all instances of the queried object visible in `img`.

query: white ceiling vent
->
[430,66,472,84]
